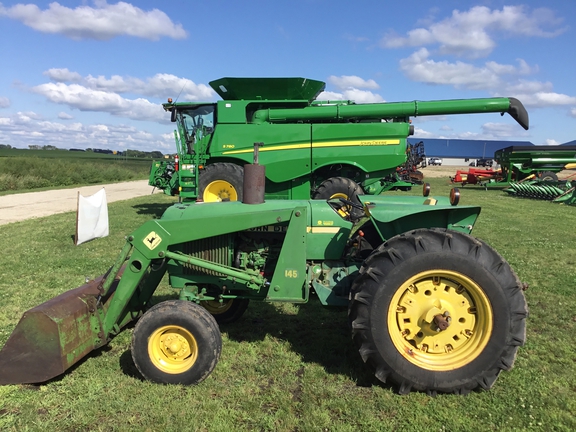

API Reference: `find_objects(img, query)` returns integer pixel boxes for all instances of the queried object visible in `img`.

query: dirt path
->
[0,180,160,226]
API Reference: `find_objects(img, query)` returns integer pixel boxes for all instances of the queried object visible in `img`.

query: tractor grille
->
[182,234,233,276]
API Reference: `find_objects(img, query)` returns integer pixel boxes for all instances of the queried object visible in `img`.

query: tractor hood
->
[358,195,481,238]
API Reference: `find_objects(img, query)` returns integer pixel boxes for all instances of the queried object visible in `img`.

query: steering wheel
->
[339,197,364,211]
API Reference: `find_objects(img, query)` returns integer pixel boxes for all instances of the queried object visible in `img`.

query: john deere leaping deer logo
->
[144,232,162,250]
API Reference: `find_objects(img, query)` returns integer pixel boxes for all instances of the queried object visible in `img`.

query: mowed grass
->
[0,177,575,431]
[0,156,151,193]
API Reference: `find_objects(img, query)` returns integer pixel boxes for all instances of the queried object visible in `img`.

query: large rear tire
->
[200,298,249,324]
[349,228,527,394]
[131,300,222,385]
[313,177,364,219]
[199,163,244,202]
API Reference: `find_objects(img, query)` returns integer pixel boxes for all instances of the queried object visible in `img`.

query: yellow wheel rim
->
[330,192,350,217]
[387,270,493,371]
[200,299,233,315]
[203,180,238,202]
[148,325,198,374]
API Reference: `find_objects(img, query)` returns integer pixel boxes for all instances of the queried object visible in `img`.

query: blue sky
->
[1,0,575,153]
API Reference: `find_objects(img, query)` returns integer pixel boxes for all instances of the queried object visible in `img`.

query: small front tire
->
[132,300,222,385]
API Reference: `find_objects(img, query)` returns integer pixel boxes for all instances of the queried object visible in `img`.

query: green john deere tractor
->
[0,172,528,394]
[149,77,529,205]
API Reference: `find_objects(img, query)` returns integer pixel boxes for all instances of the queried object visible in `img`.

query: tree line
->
[0,144,165,159]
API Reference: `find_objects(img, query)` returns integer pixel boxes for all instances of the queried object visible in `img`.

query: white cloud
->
[58,112,73,120]
[44,68,83,83]
[544,139,560,145]
[318,75,384,103]
[31,82,164,122]
[382,5,565,58]
[327,75,380,90]
[0,96,10,108]
[0,1,187,40]
[28,70,218,125]
[0,110,173,151]
[481,122,525,137]
[343,33,369,43]
[399,49,576,108]
[571,108,576,118]
[44,69,215,101]
[413,121,529,141]
[399,48,502,90]
[317,89,384,104]
[504,80,576,106]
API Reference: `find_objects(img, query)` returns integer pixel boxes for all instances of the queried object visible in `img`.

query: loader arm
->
[0,202,309,385]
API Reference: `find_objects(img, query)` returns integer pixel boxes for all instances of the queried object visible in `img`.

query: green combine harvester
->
[150,77,529,205]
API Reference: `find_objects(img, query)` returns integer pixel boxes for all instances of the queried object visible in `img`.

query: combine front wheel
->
[199,163,244,202]
[349,229,527,394]
[132,300,222,385]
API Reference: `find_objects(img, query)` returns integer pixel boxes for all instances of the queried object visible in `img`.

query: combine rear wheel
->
[199,163,244,202]
[132,300,222,385]
[200,298,250,324]
[313,177,364,219]
[349,228,527,394]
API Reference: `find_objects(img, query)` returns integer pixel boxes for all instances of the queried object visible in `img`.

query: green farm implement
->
[452,145,576,188]
[504,175,576,205]
[0,167,528,394]
[150,77,529,205]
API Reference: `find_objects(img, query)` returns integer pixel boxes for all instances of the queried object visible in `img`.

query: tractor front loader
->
[0,183,528,394]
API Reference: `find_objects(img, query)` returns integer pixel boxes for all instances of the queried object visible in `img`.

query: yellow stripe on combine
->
[222,139,401,155]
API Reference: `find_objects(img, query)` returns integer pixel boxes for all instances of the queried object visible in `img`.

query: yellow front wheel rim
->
[148,325,198,374]
[388,270,493,371]
[203,180,238,202]
[201,299,233,315]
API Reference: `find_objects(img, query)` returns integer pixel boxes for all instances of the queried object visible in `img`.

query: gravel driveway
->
[0,180,160,226]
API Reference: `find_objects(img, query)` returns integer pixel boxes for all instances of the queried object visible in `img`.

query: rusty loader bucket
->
[0,276,114,385]
[0,240,163,385]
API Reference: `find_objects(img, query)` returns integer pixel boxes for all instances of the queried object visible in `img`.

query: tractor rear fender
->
[358,195,481,241]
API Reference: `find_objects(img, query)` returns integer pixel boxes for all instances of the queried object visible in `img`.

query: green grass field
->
[0,151,152,193]
[0,177,575,431]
